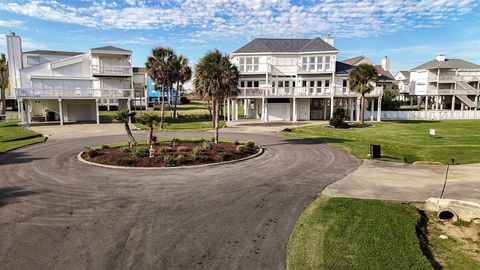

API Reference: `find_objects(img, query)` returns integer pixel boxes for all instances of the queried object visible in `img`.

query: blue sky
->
[0,0,479,75]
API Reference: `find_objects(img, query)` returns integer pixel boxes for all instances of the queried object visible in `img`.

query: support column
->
[356,97,360,122]
[323,99,327,119]
[370,99,374,121]
[244,99,248,118]
[19,100,24,124]
[417,96,421,110]
[475,95,479,111]
[261,97,265,123]
[59,99,64,126]
[330,96,334,119]
[425,96,429,111]
[235,99,239,121]
[348,99,353,120]
[451,96,456,110]
[27,100,32,124]
[223,100,227,121]
[265,98,268,122]
[461,102,465,111]
[293,98,297,122]
[377,97,382,122]
[227,98,231,122]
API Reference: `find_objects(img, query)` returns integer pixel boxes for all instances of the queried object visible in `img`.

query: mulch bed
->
[82,141,260,167]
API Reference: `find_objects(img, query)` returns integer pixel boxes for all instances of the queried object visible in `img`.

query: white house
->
[407,54,480,110]
[227,37,384,122]
[6,33,133,125]
[395,70,411,101]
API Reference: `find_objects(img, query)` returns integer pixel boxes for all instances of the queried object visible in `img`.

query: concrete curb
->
[77,147,264,170]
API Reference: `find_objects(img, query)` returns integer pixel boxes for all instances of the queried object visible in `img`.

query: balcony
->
[16,88,133,99]
[91,65,132,77]
[236,86,383,98]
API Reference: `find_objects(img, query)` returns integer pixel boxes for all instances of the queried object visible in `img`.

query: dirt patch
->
[82,141,260,167]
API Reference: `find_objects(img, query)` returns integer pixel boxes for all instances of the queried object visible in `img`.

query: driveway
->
[0,131,357,269]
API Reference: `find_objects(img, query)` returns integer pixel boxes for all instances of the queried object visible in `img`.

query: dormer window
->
[26,56,40,65]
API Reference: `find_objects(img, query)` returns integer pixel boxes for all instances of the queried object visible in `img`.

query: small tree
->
[382,87,400,111]
[172,55,192,119]
[349,64,378,125]
[0,54,8,115]
[137,112,161,146]
[329,107,349,128]
[114,109,137,146]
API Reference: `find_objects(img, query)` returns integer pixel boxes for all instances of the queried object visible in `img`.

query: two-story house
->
[6,33,133,125]
[408,54,480,110]
[227,37,384,122]
[395,70,411,101]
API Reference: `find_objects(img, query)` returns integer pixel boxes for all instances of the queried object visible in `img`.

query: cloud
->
[0,19,23,27]
[0,0,478,40]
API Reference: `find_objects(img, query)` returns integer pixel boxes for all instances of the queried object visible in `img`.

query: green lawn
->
[287,197,432,270]
[0,122,45,153]
[281,120,480,164]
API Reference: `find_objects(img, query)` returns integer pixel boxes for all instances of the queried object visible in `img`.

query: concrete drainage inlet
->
[426,198,480,222]
[438,210,456,221]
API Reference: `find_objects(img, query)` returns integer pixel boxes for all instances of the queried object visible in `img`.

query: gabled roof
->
[342,55,374,66]
[90,46,131,52]
[395,71,410,81]
[375,65,395,81]
[412,58,480,70]
[23,50,83,56]
[335,61,353,75]
[233,37,337,54]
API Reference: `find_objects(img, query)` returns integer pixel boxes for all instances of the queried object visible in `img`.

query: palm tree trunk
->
[0,87,6,115]
[211,100,216,128]
[214,99,219,144]
[125,121,137,145]
[148,125,154,146]
[360,94,365,125]
[173,82,179,119]
[160,86,165,129]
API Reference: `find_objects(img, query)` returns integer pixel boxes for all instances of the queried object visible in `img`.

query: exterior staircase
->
[456,81,477,92]
[455,95,478,108]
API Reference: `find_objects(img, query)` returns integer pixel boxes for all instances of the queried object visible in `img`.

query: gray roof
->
[91,46,131,52]
[335,61,353,75]
[233,37,337,53]
[412,58,480,70]
[23,50,83,56]
[342,55,367,66]
[375,65,395,81]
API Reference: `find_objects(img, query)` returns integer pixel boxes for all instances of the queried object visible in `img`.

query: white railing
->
[91,65,132,76]
[237,86,383,98]
[365,110,480,120]
[16,88,133,99]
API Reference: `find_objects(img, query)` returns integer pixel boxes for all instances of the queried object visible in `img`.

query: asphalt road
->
[0,131,358,270]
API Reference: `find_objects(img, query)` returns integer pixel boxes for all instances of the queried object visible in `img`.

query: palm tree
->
[137,112,161,146]
[173,55,192,119]
[193,49,239,143]
[349,64,378,125]
[0,54,8,115]
[114,109,137,146]
[145,47,176,129]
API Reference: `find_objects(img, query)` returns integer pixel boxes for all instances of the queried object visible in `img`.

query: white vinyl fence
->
[365,110,480,121]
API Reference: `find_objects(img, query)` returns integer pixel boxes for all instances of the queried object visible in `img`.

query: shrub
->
[120,146,131,153]
[245,140,255,148]
[217,152,231,162]
[180,96,190,104]
[164,155,176,165]
[234,140,240,145]
[190,147,203,160]
[329,107,349,128]
[158,146,169,155]
[203,140,213,150]
[101,144,110,149]
[133,147,149,158]
[176,155,186,165]
[85,147,98,158]
[236,145,248,153]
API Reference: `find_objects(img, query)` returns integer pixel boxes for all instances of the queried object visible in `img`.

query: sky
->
[0,0,479,75]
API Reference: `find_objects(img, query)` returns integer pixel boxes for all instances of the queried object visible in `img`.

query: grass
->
[100,100,230,132]
[0,122,45,153]
[281,120,480,164]
[287,197,433,270]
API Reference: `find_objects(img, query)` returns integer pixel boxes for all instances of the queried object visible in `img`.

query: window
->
[309,81,315,87]
[253,81,259,87]
[247,81,253,87]
[253,57,259,71]
[302,81,307,87]
[301,57,308,72]
[285,81,290,88]
[317,56,323,71]
[325,56,331,71]
[239,57,260,73]
[27,56,40,65]
[240,81,245,87]
[325,80,330,87]
[317,81,322,87]
[278,81,284,87]
[309,56,316,71]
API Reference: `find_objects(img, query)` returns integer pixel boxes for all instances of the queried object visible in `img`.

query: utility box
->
[370,144,381,158]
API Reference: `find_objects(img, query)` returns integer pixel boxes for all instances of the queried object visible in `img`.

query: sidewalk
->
[322,159,480,203]
[223,119,328,133]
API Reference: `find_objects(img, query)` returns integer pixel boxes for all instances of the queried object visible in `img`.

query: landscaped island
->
[0,122,45,153]
[81,139,260,168]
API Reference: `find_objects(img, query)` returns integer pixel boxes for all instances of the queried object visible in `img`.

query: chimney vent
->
[381,56,391,72]
[323,34,334,46]
[436,54,446,62]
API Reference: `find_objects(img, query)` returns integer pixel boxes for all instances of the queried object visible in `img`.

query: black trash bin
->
[370,144,381,158]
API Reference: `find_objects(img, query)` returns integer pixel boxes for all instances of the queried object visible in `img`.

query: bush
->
[190,147,203,160]
[177,146,190,152]
[164,155,175,165]
[120,146,131,153]
[330,107,349,128]
[203,140,213,150]
[133,147,149,158]
[85,147,98,158]
[217,152,231,162]
[176,155,186,165]
[158,146,169,155]
[245,140,255,148]
[236,145,248,153]
[101,144,110,149]
[180,96,190,104]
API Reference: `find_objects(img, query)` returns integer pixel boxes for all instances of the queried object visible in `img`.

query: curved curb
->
[77,147,264,170]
